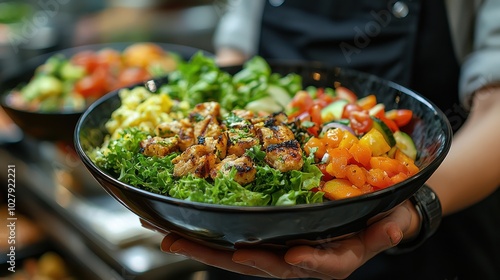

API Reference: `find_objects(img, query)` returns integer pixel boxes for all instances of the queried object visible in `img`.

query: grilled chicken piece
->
[190,101,220,120]
[271,112,289,123]
[140,136,179,157]
[152,104,302,179]
[210,154,256,185]
[223,115,260,156]
[232,109,255,120]
[171,145,216,178]
[230,110,266,125]
[193,116,222,139]
[265,139,304,172]
[257,122,296,148]
[199,132,228,160]
[227,127,260,156]
[156,119,194,151]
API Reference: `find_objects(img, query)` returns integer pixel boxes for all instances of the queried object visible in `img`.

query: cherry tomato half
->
[342,103,363,119]
[349,110,373,134]
[71,50,98,73]
[335,86,358,103]
[385,109,413,127]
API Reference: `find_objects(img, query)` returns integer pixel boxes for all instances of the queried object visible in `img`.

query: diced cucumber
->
[321,99,348,122]
[394,131,417,160]
[368,103,385,116]
[267,84,292,108]
[60,62,86,81]
[245,96,283,113]
[371,116,396,147]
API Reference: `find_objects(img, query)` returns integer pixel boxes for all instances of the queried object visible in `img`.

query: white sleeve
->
[212,0,266,56]
[459,0,500,109]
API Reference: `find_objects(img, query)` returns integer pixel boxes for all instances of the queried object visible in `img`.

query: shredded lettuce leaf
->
[158,53,302,114]
[93,129,324,206]
[91,54,325,206]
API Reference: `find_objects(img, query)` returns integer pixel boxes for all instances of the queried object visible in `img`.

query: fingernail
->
[168,244,190,257]
[233,255,256,267]
[389,230,403,246]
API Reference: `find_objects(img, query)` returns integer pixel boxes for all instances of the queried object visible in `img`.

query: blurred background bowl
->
[0,42,211,142]
[74,62,452,250]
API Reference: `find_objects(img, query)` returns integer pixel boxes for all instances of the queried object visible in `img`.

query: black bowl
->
[0,42,211,142]
[74,62,452,250]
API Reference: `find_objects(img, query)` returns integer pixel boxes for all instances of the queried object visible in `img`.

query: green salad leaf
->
[91,53,325,206]
[159,53,303,114]
[93,129,324,206]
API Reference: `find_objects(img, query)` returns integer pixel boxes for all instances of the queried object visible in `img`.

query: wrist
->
[216,47,248,67]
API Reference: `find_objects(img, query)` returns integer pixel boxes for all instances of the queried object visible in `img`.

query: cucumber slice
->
[321,99,348,122]
[368,103,385,116]
[245,96,283,113]
[394,131,417,160]
[371,116,396,147]
[267,84,292,108]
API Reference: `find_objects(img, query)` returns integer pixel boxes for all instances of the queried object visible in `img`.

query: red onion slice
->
[321,122,355,135]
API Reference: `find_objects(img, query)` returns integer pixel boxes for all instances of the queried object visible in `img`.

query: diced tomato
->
[358,183,374,194]
[379,115,399,132]
[338,129,359,150]
[369,156,408,177]
[325,147,352,178]
[365,168,393,189]
[117,67,152,88]
[288,90,314,113]
[342,103,363,119]
[323,128,344,149]
[321,178,363,200]
[348,143,372,167]
[313,87,336,108]
[122,42,165,69]
[345,164,366,188]
[394,148,419,176]
[71,50,98,73]
[335,86,358,103]
[385,109,413,128]
[292,85,421,197]
[349,110,373,134]
[74,66,110,98]
[357,94,377,110]
[316,163,334,182]
[303,137,326,160]
[391,172,409,184]
[307,125,320,137]
[309,104,323,125]
[96,48,123,73]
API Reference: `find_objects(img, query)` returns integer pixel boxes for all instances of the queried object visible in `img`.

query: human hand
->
[215,47,248,67]
[153,200,420,279]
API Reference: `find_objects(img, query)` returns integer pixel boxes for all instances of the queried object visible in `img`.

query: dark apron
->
[252,1,500,280]
[258,0,465,131]
[211,2,500,278]
[259,0,421,88]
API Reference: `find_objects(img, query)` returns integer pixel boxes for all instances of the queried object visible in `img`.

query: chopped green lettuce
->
[93,129,324,206]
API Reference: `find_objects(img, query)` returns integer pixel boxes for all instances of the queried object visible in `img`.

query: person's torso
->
[258,1,500,279]
[258,0,465,129]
